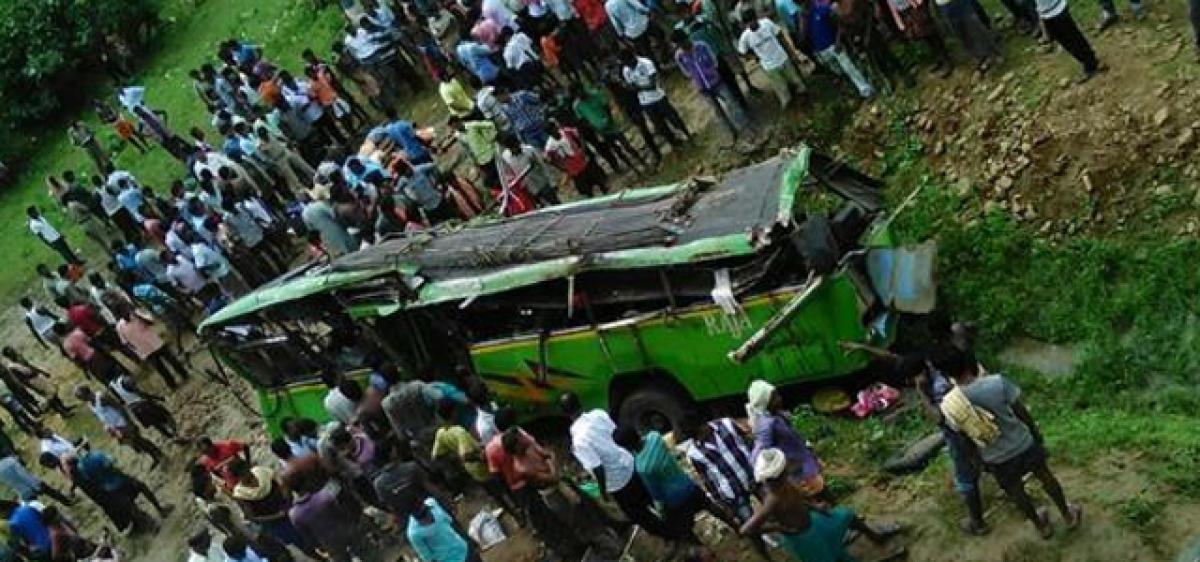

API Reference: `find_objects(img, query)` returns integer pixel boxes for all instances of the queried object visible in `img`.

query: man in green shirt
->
[569,84,647,173]
[614,426,741,548]
[449,116,500,190]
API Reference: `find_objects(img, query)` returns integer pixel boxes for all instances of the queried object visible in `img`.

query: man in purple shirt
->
[671,30,754,143]
[284,459,365,562]
[747,380,822,489]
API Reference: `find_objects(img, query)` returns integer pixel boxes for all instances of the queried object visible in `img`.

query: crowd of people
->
[0,0,1135,556]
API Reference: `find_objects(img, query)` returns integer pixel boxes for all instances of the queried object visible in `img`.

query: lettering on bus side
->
[703,312,753,337]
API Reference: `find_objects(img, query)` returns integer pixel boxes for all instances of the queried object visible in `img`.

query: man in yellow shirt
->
[438,74,475,119]
[430,399,521,519]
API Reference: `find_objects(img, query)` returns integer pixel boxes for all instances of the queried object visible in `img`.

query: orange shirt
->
[258,80,282,107]
[308,75,338,106]
[115,119,135,140]
[540,35,562,68]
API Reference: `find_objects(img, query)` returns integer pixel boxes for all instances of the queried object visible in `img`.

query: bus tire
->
[616,385,692,435]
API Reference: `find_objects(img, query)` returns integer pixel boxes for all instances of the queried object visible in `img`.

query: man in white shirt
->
[501,29,546,87]
[618,48,691,149]
[19,298,60,349]
[496,135,558,207]
[186,528,228,562]
[737,11,805,107]
[163,251,209,296]
[191,239,248,298]
[606,0,668,63]
[26,206,82,265]
[482,0,520,31]
[279,70,348,146]
[560,392,672,538]
[322,376,363,425]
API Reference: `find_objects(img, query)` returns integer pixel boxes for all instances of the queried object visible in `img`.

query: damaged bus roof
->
[200,146,880,332]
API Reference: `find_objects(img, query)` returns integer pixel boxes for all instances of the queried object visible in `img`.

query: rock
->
[1082,170,1095,193]
[987,84,1006,103]
[1155,184,1174,196]
[1058,78,1071,89]
[1154,107,1171,127]
[1179,128,1196,149]
[997,175,1015,192]
[1165,40,1184,60]
[934,140,945,155]
[955,178,972,196]
[1014,156,1032,173]
[1192,188,1200,208]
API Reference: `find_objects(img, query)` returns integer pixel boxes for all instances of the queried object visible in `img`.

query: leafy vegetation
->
[0,0,348,304]
[791,101,1200,513]
[0,0,159,129]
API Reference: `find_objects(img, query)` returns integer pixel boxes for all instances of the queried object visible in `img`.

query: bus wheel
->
[617,385,692,435]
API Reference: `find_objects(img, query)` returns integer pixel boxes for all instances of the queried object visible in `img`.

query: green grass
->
[0,0,347,303]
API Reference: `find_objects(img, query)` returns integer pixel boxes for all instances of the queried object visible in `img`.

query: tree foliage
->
[0,0,160,125]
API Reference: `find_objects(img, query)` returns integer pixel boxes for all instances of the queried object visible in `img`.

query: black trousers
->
[612,474,672,538]
[642,98,689,148]
[147,348,189,389]
[620,105,661,160]
[1000,0,1039,24]
[47,238,82,265]
[1043,8,1099,72]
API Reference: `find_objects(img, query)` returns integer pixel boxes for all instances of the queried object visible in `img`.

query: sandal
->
[872,522,904,543]
[875,544,908,562]
[1035,507,1054,539]
[1065,503,1083,529]
[960,518,991,536]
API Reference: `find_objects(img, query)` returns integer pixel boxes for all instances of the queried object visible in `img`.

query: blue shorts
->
[942,427,981,493]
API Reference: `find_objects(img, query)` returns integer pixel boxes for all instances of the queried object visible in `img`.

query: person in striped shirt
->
[681,413,771,559]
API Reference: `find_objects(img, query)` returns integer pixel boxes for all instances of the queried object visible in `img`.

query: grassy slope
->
[0,0,346,302]
[790,11,1200,552]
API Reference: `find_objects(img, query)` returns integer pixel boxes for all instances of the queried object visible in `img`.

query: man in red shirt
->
[56,297,138,364]
[196,436,250,490]
[62,299,104,336]
[544,120,609,198]
[54,323,126,383]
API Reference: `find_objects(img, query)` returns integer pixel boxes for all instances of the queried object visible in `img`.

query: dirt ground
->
[8,4,1200,560]
[836,8,1200,239]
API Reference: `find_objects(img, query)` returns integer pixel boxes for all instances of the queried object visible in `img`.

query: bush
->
[0,0,159,156]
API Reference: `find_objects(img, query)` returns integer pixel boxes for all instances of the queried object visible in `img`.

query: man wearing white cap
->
[741,448,902,561]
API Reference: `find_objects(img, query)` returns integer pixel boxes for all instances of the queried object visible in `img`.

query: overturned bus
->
[198,146,935,434]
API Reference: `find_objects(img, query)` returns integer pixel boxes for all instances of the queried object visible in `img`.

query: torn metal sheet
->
[866,242,938,314]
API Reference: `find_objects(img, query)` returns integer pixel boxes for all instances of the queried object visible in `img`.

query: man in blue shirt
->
[370,112,433,165]
[5,501,52,558]
[456,40,500,85]
[406,497,479,562]
[806,1,875,98]
[75,449,174,524]
[497,89,549,150]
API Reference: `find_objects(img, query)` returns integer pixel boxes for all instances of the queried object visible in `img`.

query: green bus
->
[198,146,933,435]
